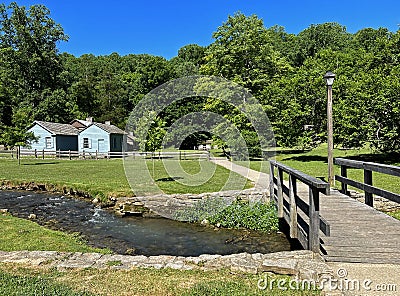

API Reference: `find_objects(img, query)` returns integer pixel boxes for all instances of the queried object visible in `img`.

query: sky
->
[4,0,400,59]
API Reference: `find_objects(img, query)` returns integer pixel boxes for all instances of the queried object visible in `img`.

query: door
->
[97,139,105,153]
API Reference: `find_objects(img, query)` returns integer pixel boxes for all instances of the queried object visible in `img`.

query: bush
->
[208,200,278,233]
[175,198,279,233]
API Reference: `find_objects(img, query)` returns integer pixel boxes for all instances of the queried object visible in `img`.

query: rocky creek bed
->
[0,190,292,256]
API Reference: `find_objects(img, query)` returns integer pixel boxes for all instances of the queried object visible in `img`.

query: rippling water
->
[0,190,291,256]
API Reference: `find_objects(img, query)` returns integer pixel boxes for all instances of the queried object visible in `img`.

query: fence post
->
[179,151,182,161]
[277,167,284,218]
[289,175,298,239]
[42,149,44,159]
[34,149,37,159]
[308,186,320,252]
[364,169,373,207]
[340,165,348,195]
[83,150,85,160]
[69,150,71,160]
[96,150,98,160]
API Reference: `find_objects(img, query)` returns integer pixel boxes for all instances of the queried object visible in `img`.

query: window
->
[45,137,52,149]
[83,138,89,148]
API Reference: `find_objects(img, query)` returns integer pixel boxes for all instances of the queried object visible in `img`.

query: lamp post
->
[324,71,335,187]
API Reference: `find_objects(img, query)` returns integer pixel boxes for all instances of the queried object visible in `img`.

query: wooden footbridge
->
[269,158,400,264]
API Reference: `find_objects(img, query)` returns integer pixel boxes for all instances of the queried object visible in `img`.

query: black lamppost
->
[324,71,336,187]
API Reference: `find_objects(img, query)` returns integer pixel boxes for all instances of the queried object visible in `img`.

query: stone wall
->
[0,250,332,280]
[114,188,270,218]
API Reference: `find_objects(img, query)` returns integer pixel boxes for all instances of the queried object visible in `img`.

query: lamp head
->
[323,71,336,86]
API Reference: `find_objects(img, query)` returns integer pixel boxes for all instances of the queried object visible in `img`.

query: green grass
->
[149,160,252,194]
[0,263,320,296]
[0,268,95,296]
[388,211,400,220]
[0,158,133,199]
[0,157,253,199]
[0,214,111,254]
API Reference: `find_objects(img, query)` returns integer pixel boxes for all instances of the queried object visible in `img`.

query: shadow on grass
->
[282,155,328,163]
[156,176,184,182]
[277,149,309,155]
[344,152,400,165]
[23,162,58,166]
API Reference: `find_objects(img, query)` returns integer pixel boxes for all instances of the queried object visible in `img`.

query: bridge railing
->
[269,160,330,253]
[334,158,400,207]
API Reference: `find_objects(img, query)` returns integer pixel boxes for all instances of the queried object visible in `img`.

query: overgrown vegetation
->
[175,198,279,233]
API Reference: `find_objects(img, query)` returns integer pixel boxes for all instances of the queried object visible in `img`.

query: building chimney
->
[105,121,111,125]
[86,117,93,123]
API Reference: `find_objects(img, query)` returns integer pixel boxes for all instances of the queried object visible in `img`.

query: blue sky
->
[5,0,400,59]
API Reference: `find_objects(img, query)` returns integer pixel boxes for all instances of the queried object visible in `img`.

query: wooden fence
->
[334,157,400,207]
[269,160,330,252]
[0,149,210,161]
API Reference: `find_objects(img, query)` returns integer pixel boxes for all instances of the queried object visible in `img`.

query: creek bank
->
[114,188,269,218]
[0,250,332,281]
[0,180,117,207]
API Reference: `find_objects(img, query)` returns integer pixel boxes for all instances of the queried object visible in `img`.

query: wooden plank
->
[335,175,400,204]
[277,168,284,218]
[364,169,373,206]
[308,187,320,252]
[289,175,298,239]
[324,256,400,264]
[270,160,329,190]
[323,245,399,253]
[334,157,400,177]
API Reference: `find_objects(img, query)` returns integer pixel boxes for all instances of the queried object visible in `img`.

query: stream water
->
[0,190,292,256]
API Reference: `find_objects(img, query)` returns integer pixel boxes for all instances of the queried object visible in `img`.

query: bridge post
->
[289,175,298,238]
[269,162,275,202]
[277,168,284,218]
[340,165,348,195]
[364,170,373,207]
[308,187,320,252]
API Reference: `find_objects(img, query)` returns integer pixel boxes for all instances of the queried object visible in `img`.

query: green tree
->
[0,2,68,147]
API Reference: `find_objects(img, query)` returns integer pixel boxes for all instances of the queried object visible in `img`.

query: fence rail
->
[0,149,210,161]
[334,157,400,206]
[269,160,330,253]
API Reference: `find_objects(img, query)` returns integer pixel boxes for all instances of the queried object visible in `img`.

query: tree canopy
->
[1,4,400,154]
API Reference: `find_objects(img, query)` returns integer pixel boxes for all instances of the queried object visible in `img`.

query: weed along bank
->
[27,118,126,155]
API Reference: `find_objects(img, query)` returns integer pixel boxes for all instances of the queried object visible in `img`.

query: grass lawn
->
[0,157,252,199]
[0,214,111,254]
[150,160,252,194]
[0,263,320,296]
[274,144,400,195]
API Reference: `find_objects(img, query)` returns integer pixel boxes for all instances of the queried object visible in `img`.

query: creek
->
[0,190,291,256]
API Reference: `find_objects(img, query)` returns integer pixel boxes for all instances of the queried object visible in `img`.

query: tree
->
[0,2,68,147]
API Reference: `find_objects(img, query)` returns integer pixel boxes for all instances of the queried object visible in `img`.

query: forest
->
[1,2,400,154]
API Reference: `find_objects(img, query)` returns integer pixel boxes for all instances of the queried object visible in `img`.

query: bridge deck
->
[295,186,400,264]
